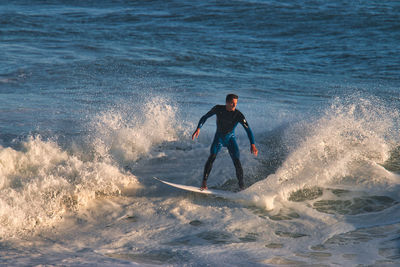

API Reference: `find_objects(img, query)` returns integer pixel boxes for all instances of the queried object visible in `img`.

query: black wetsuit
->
[196,105,255,189]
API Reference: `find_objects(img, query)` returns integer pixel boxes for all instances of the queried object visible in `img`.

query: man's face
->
[226,98,238,111]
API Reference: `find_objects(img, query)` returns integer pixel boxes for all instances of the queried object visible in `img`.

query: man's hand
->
[192,128,200,140]
[251,144,258,156]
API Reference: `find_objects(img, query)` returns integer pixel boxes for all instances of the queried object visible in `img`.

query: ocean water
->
[1,0,400,266]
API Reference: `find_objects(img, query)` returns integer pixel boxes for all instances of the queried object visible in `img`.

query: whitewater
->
[1,95,400,266]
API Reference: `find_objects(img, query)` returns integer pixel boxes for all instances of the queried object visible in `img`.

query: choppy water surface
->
[1,0,400,266]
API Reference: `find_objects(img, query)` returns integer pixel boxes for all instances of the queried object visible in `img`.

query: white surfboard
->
[153,177,238,199]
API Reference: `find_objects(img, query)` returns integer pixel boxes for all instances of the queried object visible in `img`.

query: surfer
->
[192,94,258,191]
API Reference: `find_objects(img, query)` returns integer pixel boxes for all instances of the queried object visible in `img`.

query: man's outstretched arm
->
[192,106,217,140]
[240,118,258,156]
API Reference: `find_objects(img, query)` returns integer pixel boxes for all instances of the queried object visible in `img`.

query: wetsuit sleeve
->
[196,105,217,129]
[240,116,255,145]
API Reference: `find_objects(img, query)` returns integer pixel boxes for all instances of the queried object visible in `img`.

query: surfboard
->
[153,177,237,199]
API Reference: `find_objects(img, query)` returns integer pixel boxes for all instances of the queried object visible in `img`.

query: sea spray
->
[90,96,186,164]
[0,136,138,238]
[0,96,188,238]
[246,96,400,209]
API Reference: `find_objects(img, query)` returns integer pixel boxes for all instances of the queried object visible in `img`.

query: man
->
[192,94,258,191]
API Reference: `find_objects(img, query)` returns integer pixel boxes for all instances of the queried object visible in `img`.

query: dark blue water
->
[1,1,400,265]
[2,0,399,137]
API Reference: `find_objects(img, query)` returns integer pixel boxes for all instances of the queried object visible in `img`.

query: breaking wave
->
[0,96,184,238]
[247,96,400,210]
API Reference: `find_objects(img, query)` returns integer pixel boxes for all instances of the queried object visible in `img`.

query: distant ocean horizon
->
[1,1,400,265]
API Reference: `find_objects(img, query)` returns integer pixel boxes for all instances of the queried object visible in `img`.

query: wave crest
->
[248,96,400,209]
[91,96,182,164]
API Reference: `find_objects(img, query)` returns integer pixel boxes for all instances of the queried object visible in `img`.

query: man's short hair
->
[226,94,238,103]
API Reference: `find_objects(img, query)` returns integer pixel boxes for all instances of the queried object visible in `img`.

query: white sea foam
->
[246,96,400,209]
[0,96,187,239]
[2,96,400,266]
[0,136,139,238]
[90,96,185,164]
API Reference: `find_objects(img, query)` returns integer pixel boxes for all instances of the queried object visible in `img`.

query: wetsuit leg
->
[210,133,223,155]
[227,138,244,189]
[203,154,216,182]
[203,134,222,183]
[233,158,244,189]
